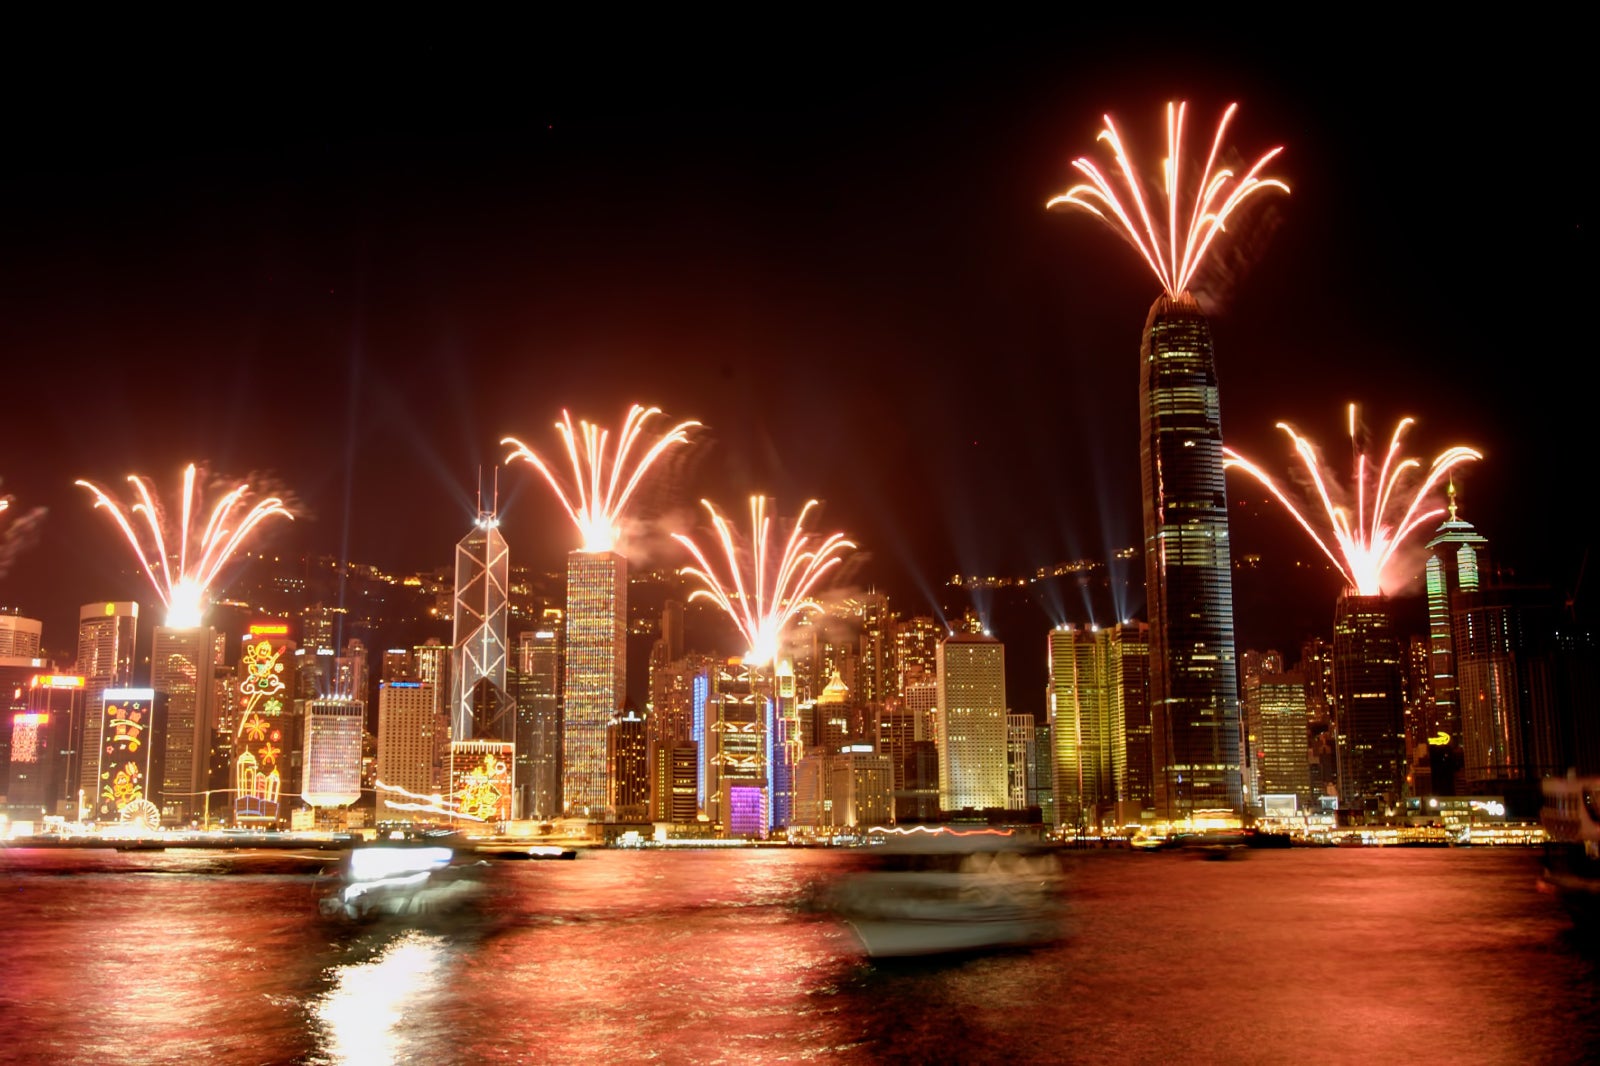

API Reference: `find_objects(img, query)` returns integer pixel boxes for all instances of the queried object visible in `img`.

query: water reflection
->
[313,931,448,1066]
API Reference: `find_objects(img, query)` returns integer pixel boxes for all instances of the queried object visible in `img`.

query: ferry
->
[825,828,1066,958]
[1540,773,1600,924]
[318,842,490,922]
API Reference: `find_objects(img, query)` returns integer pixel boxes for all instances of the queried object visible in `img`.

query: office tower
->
[1030,721,1056,826]
[75,602,140,811]
[792,745,893,832]
[154,624,220,824]
[564,550,626,816]
[607,708,649,820]
[451,507,514,742]
[413,638,451,792]
[1402,636,1435,796]
[302,697,364,808]
[876,697,921,795]
[232,627,297,825]
[515,621,563,820]
[376,679,437,818]
[705,658,767,837]
[855,592,895,705]
[649,653,712,819]
[1242,658,1312,810]
[1455,583,1597,803]
[768,658,800,830]
[1332,593,1405,817]
[1139,294,1242,818]
[1048,624,1145,830]
[894,616,943,698]
[94,688,163,827]
[937,632,1007,812]
[1006,714,1034,810]
[332,640,369,703]
[903,667,939,750]
[0,613,42,657]
[812,672,851,751]
[7,675,85,818]
[1424,488,1488,795]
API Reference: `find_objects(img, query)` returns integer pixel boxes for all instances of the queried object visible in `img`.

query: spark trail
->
[1223,405,1482,596]
[76,464,294,627]
[672,497,854,666]
[503,404,699,553]
[1047,101,1288,297]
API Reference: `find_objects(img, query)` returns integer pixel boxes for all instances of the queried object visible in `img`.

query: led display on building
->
[95,688,159,825]
[448,740,514,823]
[234,639,289,823]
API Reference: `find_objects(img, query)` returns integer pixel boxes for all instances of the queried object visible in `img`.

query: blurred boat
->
[318,843,489,922]
[1540,773,1600,923]
[826,829,1065,957]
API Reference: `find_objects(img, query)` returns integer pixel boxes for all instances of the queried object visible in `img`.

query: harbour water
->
[2,845,1597,1064]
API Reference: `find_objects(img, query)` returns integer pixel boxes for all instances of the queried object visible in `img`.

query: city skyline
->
[1,23,1586,667]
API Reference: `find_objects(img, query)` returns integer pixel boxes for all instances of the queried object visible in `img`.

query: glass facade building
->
[564,550,626,816]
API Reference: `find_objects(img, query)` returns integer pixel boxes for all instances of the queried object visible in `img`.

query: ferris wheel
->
[120,798,161,830]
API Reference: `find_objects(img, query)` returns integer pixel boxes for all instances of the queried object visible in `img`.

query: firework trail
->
[1223,404,1481,596]
[0,486,49,581]
[1047,101,1288,298]
[672,497,854,666]
[76,464,294,627]
[503,404,699,554]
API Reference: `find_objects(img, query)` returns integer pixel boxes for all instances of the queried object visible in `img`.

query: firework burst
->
[672,497,854,667]
[1223,405,1482,596]
[503,404,699,554]
[1047,101,1288,298]
[76,464,294,627]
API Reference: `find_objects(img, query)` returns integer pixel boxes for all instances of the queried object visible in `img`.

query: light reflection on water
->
[3,847,1600,1064]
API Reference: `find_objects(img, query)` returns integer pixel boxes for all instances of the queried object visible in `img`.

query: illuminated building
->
[813,672,851,751]
[1006,713,1035,811]
[332,640,369,703]
[1048,624,1145,830]
[1139,294,1243,818]
[768,658,800,830]
[93,688,163,827]
[232,628,297,826]
[7,675,87,818]
[515,619,563,820]
[894,740,940,823]
[1241,655,1312,810]
[648,653,712,819]
[1030,721,1055,826]
[564,550,626,816]
[75,602,138,812]
[376,679,437,819]
[1454,584,1598,803]
[936,632,1007,812]
[875,697,921,795]
[448,739,514,824]
[1332,593,1405,817]
[666,743,699,823]
[0,613,42,657]
[793,745,892,832]
[705,658,767,837]
[412,638,450,792]
[302,697,364,808]
[903,667,939,750]
[153,624,219,825]
[451,507,515,742]
[894,616,943,698]
[607,708,649,820]
[1423,487,1488,795]
[853,592,895,705]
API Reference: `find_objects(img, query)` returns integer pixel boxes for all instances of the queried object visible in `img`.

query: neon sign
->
[235,640,289,821]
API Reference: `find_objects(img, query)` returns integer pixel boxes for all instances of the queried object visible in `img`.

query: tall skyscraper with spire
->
[451,491,513,743]
[1140,294,1243,818]
[1423,483,1487,795]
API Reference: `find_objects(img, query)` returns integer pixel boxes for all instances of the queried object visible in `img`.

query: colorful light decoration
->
[76,464,293,628]
[1223,404,1482,596]
[1047,101,1288,298]
[502,404,699,554]
[235,639,289,820]
[672,496,854,667]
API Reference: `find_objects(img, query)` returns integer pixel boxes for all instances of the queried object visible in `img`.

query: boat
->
[1539,773,1600,924]
[484,844,579,861]
[317,843,490,922]
[825,828,1066,958]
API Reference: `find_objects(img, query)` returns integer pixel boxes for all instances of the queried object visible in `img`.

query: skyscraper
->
[1332,593,1405,817]
[1139,294,1242,818]
[607,708,648,821]
[232,627,297,826]
[302,697,364,808]
[515,620,563,820]
[1424,487,1487,795]
[1241,655,1312,810]
[564,550,626,816]
[376,679,437,818]
[75,601,137,809]
[451,508,514,743]
[936,632,1007,812]
[1048,624,1142,831]
[153,624,219,824]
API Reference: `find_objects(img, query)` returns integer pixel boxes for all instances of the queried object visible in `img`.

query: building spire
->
[1447,477,1459,522]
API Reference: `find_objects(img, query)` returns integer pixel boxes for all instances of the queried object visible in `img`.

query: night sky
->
[1,19,1589,673]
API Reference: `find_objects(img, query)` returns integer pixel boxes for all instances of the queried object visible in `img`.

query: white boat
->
[318,844,489,922]
[1540,773,1600,922]
[826,829,1065,958]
